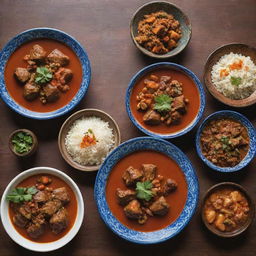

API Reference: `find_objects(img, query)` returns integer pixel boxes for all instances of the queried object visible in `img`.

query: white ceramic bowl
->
[0,167,84,252]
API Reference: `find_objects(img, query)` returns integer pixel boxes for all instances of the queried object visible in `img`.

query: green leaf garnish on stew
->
[153,94,173,112]
[230,76,242,86]
[136,181,154,201]
[11,132,33,154]
[6,186,38,203]
[35,67,53,85]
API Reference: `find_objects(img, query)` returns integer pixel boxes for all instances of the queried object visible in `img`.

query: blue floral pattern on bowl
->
[0,27,91,119]
[126,62,205,139]
[94,136,199,244]
[196,110,256,172]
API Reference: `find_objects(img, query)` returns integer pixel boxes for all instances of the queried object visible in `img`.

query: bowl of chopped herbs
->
[9,129,38,157]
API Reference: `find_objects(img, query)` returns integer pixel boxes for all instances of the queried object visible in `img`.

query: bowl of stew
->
[196,110,256,172]
[94,136,199,244]
[126,62,205,139]
[202,182,255,237]
[0,167,84,252]
[0,27,91,119]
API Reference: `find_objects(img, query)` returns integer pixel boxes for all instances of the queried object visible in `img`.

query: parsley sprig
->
[230,76,242,86]
[12,132,33,154]
[136,181,154,201]
[153,94,172,112]
[35,67,52,85]
[6,187,38,203]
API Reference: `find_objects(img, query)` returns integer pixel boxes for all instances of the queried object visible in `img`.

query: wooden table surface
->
[0,0,255,255]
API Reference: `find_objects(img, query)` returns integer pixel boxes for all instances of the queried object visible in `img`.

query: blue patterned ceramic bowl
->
[94,137,199,244]
[196,110,256,172]
[126,62,205,139]
[0,28,91,119]
[130,1,191,58]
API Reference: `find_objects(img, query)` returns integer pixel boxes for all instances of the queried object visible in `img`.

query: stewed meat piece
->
[116,188,136,206]
[149,196,169,216]
[33,191,51,204]
[47,49,70,66]
[13,213,29,228]
[142,164,157,181]
[124,200,144,220]
[14,67,30,83]
[18,204,32,220]
[23,82,40,101]
[40,199,62,218]
[143,110,161,125]
[42,83,60,102]
[172,95,186,114]
[163,178,177,196]
[26,222,45,239]
[52,187,70,205]
[55,68,73,85]
[122,166,143,186]
[50,208,68,234]
[29,44,47,62]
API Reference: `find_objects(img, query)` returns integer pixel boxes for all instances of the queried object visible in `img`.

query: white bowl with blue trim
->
[196,110,256,172]
[94,136,199,244]
[0,27,91,119]
[126,62,205,139]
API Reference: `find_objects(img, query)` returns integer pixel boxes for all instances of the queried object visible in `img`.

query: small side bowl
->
[204,43,256,107]
[201,182,255,237]
[9,129,38,157]
[130,1,191,58]
[0,167,84,252]
[196,110,256,172]
[58,109,121,172]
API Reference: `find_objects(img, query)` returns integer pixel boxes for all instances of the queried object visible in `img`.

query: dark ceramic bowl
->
[204,43,256,107]
[202,182,255,238]
[130,1,191,58]
[9,129,38,157]
[196,110,256,172]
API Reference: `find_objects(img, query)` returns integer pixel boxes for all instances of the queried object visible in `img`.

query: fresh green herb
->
[35,67,53,85]
[136,181,154,201]
[230,76,242,86]
[153,94,173,112]
[11,132,33,154]
[6,186,38,203]
[220,136,231,151]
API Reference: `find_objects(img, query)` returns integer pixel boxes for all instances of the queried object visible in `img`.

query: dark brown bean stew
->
[8,174,77,243]
[136,73,189,127]
[13,44,73,105]
[204,188,250,232]
[117,163,178,225]
[200,119,249,167]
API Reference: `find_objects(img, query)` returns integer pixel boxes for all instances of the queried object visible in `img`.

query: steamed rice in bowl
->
[211,53,256,99]
[65,117,115,166]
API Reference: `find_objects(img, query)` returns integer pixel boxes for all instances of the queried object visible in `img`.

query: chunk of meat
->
[55,68,73,85]
[143,110,161,125]
[29,44,46,62]
[50,208,68,234]
[124,200,144,220]
[142,164,157,181]
[18,204,32,220]
[122,166,143,186]
[172,95,186,113]
[40,199,62,218]
[116,188,136,206]
[14,67,30,83]
[149,196,169,216]
[170,111,182,124]
[163,178,177,195]
[23,82,40,101]
[13,213,29,228]
[42,83,60,102]
[33,191,50,204]
[26,222,44,239]
[47,49,70,66]
[52,187,70,205]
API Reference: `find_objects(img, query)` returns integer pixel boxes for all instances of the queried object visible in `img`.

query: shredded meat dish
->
[116,164,178,225]
[136,73,189,126]
[204,188,249,232]
[135,11,181,54]
[13,44,73,104]
[200,119,249,167]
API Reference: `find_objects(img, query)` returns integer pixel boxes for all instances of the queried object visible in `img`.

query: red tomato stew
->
[106,150,187,232]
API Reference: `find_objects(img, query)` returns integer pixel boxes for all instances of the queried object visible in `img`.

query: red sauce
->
[8,174,77,243]
[106,150,188,232]
[130,69,200,134]
[4,39,82,112]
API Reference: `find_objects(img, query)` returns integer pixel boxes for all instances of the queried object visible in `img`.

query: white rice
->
[211,52,256,99]
[65,116,115,166]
